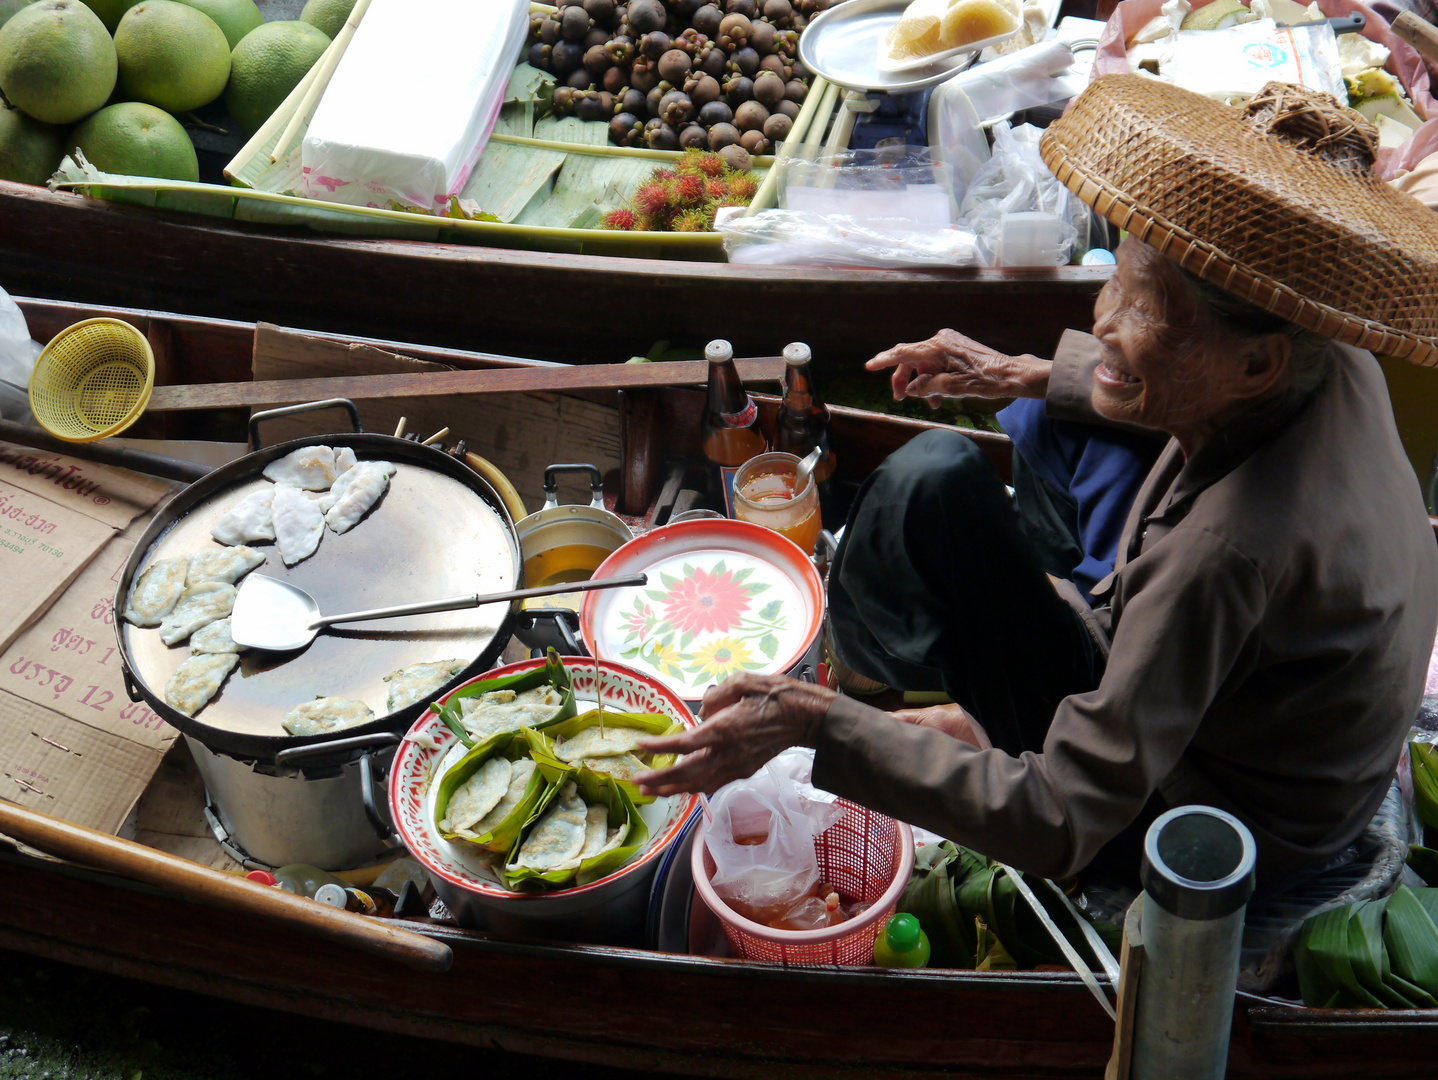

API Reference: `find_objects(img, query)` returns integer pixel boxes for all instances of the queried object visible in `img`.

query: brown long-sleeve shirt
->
[813,331,1438,885]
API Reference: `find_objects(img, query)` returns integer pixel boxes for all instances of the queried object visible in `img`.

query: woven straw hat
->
[1040,75,1438,365]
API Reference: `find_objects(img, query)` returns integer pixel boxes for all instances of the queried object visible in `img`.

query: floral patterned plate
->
[580,519,826,702]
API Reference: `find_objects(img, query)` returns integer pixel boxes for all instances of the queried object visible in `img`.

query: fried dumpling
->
[440,756,512,833]
[165,652,239,717]
[262,445,340,490]
[323,461,395,534]
[511,781,588,871]
[124,556,189,626]
[384,658,466,713]
[466,758,537,838]
[553,725,648,763]
[210,489,275,546]
[159,582,236,646]
[189,617,244,655]
[186,546,265,588]
[577,753,648,783]
[459,685,565,743]
[281,696,375,737]
[271,483,324,566]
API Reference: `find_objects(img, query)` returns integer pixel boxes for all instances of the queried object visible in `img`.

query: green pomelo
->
[0,1,35,31]
[176,0,260,50]
[225,19,329,136]
[78,0,138,31]
[70,100,197,180]
[0,103,64,183]
[0,0,116,125]
[115,0,231,113]
[299,0,354,40]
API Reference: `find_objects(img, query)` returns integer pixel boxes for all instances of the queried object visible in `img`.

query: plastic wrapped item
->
[720,209,982,267]
[1130,19,1348,104]
[0,285,39,424]
[956,120,1086,264]
[703,758,846,926]
[939,38,1085,119]
[302,0,530,212]
[778,146,959,224]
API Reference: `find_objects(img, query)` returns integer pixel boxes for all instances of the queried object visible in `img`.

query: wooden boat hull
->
[0,182,1109,365]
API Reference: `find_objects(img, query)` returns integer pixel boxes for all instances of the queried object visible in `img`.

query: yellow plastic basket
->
[29,318,155,442]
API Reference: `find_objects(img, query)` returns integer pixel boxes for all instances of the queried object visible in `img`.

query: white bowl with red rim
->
[580,519,826,705]
[389,655,699,944]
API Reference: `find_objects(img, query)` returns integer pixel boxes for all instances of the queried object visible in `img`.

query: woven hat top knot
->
[1242,82,1378,173]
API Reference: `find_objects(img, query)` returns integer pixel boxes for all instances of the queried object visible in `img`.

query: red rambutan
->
[652,168,677,183]
[689,150,725,178]
[602,208,639,230]
[673,173,706,206]
[671,207,714,232]
[632,181,673,218]
[725,171,759,202]
[705,178,728,201]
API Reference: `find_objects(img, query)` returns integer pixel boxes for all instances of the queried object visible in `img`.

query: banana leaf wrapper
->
[1411,740,1438,833]
[536,708,683,804]
[1296,886,1438,1007]
[1408,844,1438,886]
[433,648,577,747]
[432,728,568,853]
[502,743,651,890]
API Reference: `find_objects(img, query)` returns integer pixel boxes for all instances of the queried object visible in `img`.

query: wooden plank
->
[146,357,787,412]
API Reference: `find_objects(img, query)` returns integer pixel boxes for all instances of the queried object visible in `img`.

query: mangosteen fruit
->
[775,98,799,120]
[688,73,721,106]
[762,112,791,142]
[561,5,592,40]
[753,70,784,107]
[602,65,627,93]
[759,54,787,78]
[763,0,791,23]
[739,129,769,155]
[700,47,727,77]
[646,84,667,116]
[791,12,806,28]
[550,39,584,74]
[584,0,616,23]
[628,0,666,33]
[621,88,647,114]
[783,78,807,103]
[679,123,708,149]
[692,3,722,36]
[587,28,610,49]
[567,67,596,90]
[644,118,680,149]
[552,85,577,113]
[658,48,692,82]
[734,99,769,131]
[708,121,740,150]
[697,100,732,127]
[539,16,562,44]
[639,30,671,58]
[528,42,552,70]
[576,93,610,121]
[659,89,695,126]
[718,12,751,43]
[677,27,707,52]
[732,45,760,77]
[748,19,775,53]
[584,44,612,73]
[723,75,753,106]
[719,143,752,170]
[605,34,635,63]
[677,0,704,13]
[725,0,758,17]
[630,56,659,91]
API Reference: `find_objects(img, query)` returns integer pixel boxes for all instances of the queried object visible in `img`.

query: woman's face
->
[1089,241,1265,450]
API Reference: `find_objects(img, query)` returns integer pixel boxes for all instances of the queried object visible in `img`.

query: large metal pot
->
[115,399,523,869]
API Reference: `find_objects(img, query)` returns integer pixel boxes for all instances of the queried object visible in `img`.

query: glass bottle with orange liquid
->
[702,339,768,517]
[774,342,839,529]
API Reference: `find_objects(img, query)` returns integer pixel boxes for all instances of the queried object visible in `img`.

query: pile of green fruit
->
[528,0,827,155]
[0,0,345,187]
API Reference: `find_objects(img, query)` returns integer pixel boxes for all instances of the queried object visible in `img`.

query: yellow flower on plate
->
[688,636,756,680]
[648,640,681,670]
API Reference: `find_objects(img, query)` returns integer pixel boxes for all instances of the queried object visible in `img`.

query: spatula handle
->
[315,573,649,629]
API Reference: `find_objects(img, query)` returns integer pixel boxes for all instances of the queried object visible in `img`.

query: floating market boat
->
[1,297,1436,1080]
[0,179,1110,365]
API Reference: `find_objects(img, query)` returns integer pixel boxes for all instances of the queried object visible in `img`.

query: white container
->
[302,0,529,211]
[1000,210,1068,266]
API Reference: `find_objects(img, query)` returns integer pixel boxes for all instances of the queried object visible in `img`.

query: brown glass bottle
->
[774,342,838,526]
[702,339,767,516]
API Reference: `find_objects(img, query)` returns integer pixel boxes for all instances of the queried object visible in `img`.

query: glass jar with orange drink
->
[732,452,822,555]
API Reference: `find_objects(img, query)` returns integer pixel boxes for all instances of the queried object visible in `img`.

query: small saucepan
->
[514,464,633,654]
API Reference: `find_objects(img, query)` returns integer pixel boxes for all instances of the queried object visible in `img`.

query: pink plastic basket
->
[691,799,915,967]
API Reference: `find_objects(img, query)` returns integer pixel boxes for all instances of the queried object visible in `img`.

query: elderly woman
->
[640,77,1438,892]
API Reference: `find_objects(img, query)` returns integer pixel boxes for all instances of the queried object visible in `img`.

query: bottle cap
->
[886,913,922,952]
[782,342,812,365]
[313,883,348,908]
[705,339,734,363]
[245,870,278,886]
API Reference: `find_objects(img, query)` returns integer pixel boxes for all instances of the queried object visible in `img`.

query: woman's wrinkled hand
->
[635,673,837,797]
[889,702,992,749]
[866,329,1051,407]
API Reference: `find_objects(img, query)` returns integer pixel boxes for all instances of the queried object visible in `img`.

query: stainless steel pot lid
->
[117,415,520,759]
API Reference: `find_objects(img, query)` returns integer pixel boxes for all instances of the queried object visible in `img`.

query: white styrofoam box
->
[302,0,529,211]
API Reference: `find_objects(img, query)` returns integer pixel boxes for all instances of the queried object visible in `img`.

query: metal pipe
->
[0,418,211,483]
[1131,805,1257,1080]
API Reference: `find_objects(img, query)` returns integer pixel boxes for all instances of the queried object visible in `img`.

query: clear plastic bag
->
[0,285,38,424]
[719,209,980,267]
[704,758,846,925]
[956,121,1088,265]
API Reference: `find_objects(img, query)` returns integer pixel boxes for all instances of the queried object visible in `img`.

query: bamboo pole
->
[745,75,834,215]
[0,799,453,973]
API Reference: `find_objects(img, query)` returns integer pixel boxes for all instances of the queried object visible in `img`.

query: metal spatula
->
[230,572,647,652]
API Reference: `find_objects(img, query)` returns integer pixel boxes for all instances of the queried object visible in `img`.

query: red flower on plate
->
[662,565,751,636]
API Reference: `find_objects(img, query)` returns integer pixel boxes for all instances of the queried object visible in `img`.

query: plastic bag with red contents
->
[704,758,846,926]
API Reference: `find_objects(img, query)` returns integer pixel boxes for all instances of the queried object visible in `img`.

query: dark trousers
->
[828,429,1103,757]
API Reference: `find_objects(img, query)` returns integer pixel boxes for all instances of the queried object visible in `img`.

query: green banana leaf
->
[1411,741,1438,833]
[432,728,562,853]
[501,746,651,890]
[432,649,576,746]
[1408,845,1438,887]
[1297,906,1378,1008]
[897,842,977,968]
[1347,899,1421,1008]
[536,708,683,804]
[1383,885,1438,999]
[1296,886,1438,1008]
